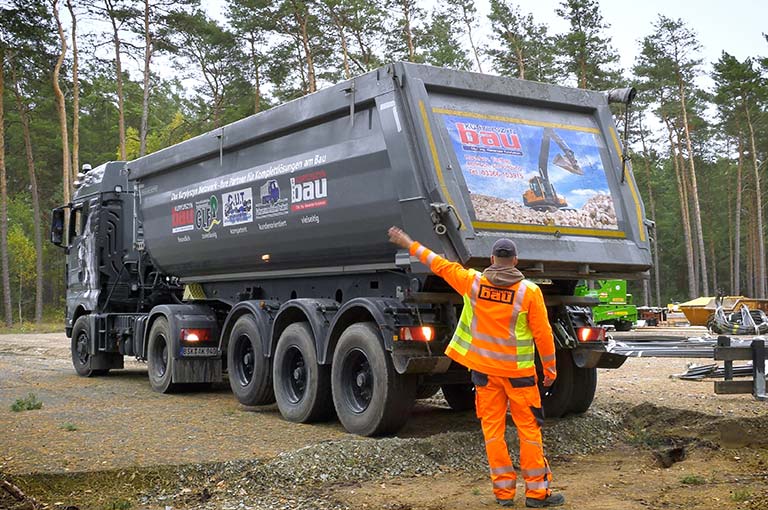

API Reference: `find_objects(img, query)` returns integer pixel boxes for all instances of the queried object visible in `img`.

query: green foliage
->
[680,474,706,485]
[487,0,557,83]
[417,11,470,70]
[554,0,621,89]
[61,422,78,432]
[731,489,752,502]
[11,393,43,412]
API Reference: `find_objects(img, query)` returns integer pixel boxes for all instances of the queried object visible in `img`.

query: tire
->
[147,317,179,393]
[615,320,633,332]
[537,350,574,418]
[71,316,108,377]
[569,365,597,414]
[441,384,475,411]
[227,315,275,406]
[273,322,333,423]
[331,322,416,436]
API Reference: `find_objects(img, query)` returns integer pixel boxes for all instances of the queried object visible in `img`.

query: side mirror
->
[50,207,66,246]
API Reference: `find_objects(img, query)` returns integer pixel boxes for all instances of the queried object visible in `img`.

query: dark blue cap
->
[492,239,517,258]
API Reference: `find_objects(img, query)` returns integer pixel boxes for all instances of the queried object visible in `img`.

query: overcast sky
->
[202,0,766,85]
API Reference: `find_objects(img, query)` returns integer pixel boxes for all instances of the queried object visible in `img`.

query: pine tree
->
[554,0,620,89]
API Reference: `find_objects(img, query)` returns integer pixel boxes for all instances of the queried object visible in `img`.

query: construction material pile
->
[472,193,618,229]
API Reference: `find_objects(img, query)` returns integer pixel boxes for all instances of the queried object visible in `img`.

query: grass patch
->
[105,499,132,510]
[11,393,43,412]
[680,474,706,485]
[471,488,481,496]
[61,422,78,432]
[731,489,752,502]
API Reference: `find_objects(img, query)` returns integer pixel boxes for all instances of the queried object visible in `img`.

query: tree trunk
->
[52,0,71,204]
[249,36,261,114]
[10,60,44,325]
[0,51,12,327]
[746,213,754,297]
[401,0,415,62]
[329,9,351,79]
[66,0,80,179]
[734,134,743,295]
[515,45,525,80]
[678,81,708,296]
[638,114,661,306]
[106,0,127,159]
[710,237,717,293]
[461,7,482,72]
[745,106,765,298]
[139,0,152,157]
[291,4,316,94]
[673,124,698,296]
[663,115,696,299]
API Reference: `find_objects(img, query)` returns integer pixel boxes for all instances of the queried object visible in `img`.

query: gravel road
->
[2,329,767,510]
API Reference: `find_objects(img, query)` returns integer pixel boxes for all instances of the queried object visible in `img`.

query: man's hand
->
[388,226,413,249]
[543,375,556,387]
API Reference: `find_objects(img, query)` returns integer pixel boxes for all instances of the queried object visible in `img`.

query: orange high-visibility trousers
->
[473,371,552,501]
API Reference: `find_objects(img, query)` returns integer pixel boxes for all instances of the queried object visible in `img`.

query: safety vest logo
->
[478,285,514,304]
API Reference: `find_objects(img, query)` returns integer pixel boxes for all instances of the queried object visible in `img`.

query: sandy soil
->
[1,329,767,510]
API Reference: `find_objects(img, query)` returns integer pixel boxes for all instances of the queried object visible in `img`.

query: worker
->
[388,227,564,508]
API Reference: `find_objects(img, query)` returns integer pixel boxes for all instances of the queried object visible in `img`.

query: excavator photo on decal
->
[522,127,584,211]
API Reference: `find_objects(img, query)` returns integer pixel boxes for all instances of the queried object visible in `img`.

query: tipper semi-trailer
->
[51,62,652,436]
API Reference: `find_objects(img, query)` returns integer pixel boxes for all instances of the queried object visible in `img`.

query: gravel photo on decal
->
[472,192,619,230]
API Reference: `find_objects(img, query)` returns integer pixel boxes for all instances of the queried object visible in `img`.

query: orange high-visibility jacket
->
[410,241,557,380]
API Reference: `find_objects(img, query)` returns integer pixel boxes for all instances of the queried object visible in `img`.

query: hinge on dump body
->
[389,64,404,88]
[429,202,462,235]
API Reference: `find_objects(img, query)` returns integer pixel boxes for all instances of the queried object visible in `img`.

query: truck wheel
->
[71,316,108,377]
[147,317,178,393]
[441,384,475,411]
[615,320,633,332]
[273,322,333,423]
[538,351,574,418]
[569,366,597,414]
[332,322,416,436]
[227,315,275,406]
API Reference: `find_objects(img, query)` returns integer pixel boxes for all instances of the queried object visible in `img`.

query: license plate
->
[180,346,219,357]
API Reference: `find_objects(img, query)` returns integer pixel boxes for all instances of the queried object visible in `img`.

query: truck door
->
[67,200,99,314]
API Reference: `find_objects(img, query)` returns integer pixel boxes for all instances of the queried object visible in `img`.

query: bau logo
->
[291,170,328,211]
[195,195,220,233]
[478,285,514,304]
[456,122,523,156]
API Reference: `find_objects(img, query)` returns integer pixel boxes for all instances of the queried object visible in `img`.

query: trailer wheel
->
[332,322,416,436]
[537,351,574,418]
[441,384,475,411]
[569,366,597,414]
[273,322,333,423]
[71,316,108,377]
[227,315,275,406]
[147,317,178,393]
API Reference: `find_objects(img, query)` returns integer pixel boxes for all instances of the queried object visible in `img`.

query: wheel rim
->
[340,348,373,413]
[151,333,169,378]
[75,332,89,366]
[282,345,307,404]
[233,334,255,387]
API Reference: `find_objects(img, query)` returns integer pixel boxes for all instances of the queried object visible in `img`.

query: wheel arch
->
[219,301,276,363]
[142,304,219,360]
[323,297,403,365]
[271,299,339,362]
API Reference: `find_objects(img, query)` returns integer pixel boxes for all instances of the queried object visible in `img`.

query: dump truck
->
[575,280,638,331]
[51,63,651,436]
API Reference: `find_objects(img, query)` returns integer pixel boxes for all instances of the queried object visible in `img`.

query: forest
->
[0,0,765,327]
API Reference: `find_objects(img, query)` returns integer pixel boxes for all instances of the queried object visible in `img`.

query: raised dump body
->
[53,63,651,436]
[127,63,651,282]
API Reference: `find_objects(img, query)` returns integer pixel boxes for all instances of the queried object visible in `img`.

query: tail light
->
[576,326,606,343]
[181,328,211,343]
[398,326,435,342]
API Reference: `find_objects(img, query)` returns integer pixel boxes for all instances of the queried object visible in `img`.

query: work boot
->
[496,498,515,507]
[525,493,565,508]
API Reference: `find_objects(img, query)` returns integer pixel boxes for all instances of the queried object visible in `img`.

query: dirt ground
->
[2,328,767,510]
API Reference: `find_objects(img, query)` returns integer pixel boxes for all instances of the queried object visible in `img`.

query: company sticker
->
[195,195,221,238]
[291,170,327,211]
[171,202,194,233]
[254,179,289,219]
[223,188,253,226]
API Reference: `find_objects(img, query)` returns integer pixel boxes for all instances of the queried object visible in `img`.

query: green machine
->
[575,280,637,331]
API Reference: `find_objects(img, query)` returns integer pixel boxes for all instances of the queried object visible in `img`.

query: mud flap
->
[172,358,222,384]
[572,346,627,369]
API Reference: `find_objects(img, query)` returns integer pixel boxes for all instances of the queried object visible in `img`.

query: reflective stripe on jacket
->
[410,241,557,379]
